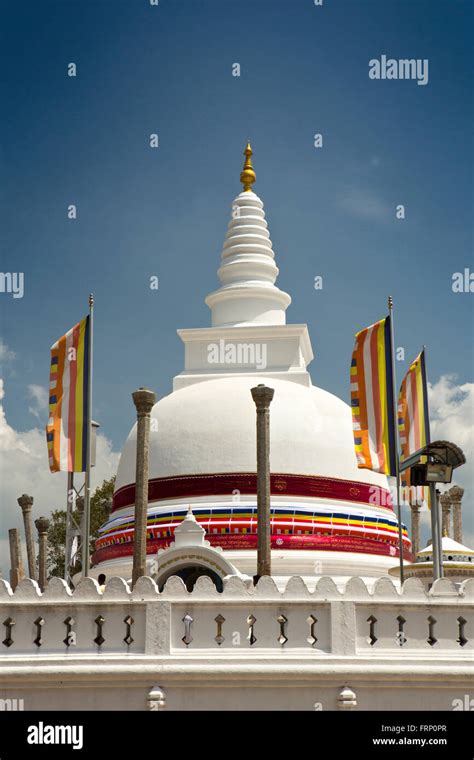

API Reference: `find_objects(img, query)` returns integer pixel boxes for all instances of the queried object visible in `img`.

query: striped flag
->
[46,316,90,473]
[398,350,431,506]
[351,316,397,476]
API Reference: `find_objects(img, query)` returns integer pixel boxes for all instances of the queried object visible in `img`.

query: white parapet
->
[0,575,473,711]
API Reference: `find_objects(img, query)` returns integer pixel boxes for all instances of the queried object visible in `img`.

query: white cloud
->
[416,375,474,549]
[27,384,49,420]
[0,378,120,579]
[428,375,474,457]
[338,187,390,220]
[0,338,15,364]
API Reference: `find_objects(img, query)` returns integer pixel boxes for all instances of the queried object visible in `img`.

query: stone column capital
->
[35,516,50,536]
[18,494,37,580]
[132,388,156,417]
[17,494,34,512]
[449,485,464,503]
[251,384,274,409]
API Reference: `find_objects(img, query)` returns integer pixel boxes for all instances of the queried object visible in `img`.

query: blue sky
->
[1,0,473,545]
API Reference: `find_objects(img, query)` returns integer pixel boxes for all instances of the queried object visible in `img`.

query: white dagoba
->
[92,143,410,588]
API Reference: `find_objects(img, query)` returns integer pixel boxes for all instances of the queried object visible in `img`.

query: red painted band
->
[92,532,411,566]
[112,472,393,512]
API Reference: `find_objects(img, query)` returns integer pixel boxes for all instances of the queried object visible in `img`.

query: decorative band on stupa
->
[92,471,410,565]
[111,472,395,511]
[93,504,410,565]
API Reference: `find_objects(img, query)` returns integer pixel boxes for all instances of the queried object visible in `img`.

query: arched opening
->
[158,565,224,593]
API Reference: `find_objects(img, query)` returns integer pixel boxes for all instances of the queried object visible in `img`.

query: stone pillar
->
[440,492,452,538]
[35,517,50,591]
[251,384,274,578]
[449,486,464,543]
[410,504,421,558]
[8,528,25,590]
[132,388,156,587]
[72,496,84,572]
[17,494,37,580]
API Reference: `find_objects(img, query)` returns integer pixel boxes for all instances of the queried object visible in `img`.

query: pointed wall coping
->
[102,576,131,599]
[71,577,101,598]
[42,577,73,600]
[222,575,253,597]
[344,577,371,598]
[0,579,13,598]
[372,577,399,598]
[429,578,459,596]
[192,575,220,597]
[12,578,41,599]
[1,575,472,602]
[459,578,474,598]
[400,577,426,598]
[284,576,313,598]
[131,576,159,600]
[254,576,280,597]
[161,575,188,597]
[314,576,341,598]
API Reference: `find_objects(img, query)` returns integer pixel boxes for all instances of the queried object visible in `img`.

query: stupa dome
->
[113,376,390,494]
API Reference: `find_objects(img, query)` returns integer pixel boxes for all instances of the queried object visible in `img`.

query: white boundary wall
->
[0,575,473,711]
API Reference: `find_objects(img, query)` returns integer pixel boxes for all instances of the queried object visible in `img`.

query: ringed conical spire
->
[205,142,291,327]
[240,141,256,192]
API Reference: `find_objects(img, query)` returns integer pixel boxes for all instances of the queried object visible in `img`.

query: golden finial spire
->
[240,141,256,192]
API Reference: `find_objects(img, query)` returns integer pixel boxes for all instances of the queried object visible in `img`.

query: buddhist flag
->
[46,316,90,473]
[351,316,397,476]
[398,350,431,506]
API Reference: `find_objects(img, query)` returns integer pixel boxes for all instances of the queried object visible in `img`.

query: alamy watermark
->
[0,697,24,711]
[369,55,429,86]
[369,484,427,509]
[0,272,24,298]
[452,268,474,293]
[452,694,474,711]
[207,339,267,370]
[27,722,83,750]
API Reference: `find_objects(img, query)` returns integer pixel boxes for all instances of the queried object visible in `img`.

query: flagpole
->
[388,296,404,584]
[65,471,73,583]
[422,345,442,579]
[82,293,94,577]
